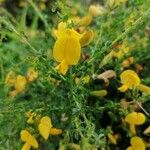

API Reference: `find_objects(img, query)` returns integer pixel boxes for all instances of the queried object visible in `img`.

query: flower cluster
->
[20,116,62,150]
[5,67,38,97]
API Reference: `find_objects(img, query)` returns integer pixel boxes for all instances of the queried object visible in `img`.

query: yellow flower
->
[26,111,37,124]
[107,133,118,145]
[121,57,134,68]
[137,84,150,94]
[49,128,62,135]
[118,70,150,93]
[27,67,38,82]
[53,29,81,75]
[14,75,27,92]
[125,112,146,135]
[53,22,67,38]
[100,44,130,67]
[79,31,94,47]
[38,116,52,140]
[118,70,140,92]
[10,75,27,96]
[126,136,145,150]
[88,4,106,17]
[113,44,130,59]
[38,116,62,140]
[78,15,93,27]
[20,130,38,150]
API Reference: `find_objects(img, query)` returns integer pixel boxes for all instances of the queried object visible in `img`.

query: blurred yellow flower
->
[10,75,27,97]
[118,70,140,92]
[88,4,106,17]
[125,112,146,135]
[107,133,119,145]
[79,31,94,47]
[27,67,38,82]
[78,15,93,27]
[121,57,134,68]
[49,128,62,135]
[126,136,145,150]
[113,44,130,59]
[137,84,150,94]
[20,130,38,150]
[26,111,37,124]
[53,22,67,38]
[38,116,62,140]
[38,116,52,140]
[53,29,81,75]
[118,70,150,93]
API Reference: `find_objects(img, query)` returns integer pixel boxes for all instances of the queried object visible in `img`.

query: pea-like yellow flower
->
[137,84,150,94]
[53,28,81,75]
[79,31,94,47]
[20,130,38,150]
[53,22,67,38]
[88,4,106,17]
[126,136,145,150]
[118,70,150,93]
[107,133,119,145]
[118,70,140,92]
[100,44,130,67]
[113,44,130,59]
[125,112,146,135]
[27,67,38,82]
[26,111,37,124]
[10,75,27,97]
[78,15,93,27]
[38,116,62,140]
[122,57,134,68]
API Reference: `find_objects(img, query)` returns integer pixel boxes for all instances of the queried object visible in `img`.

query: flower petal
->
[40,116,52,128]
[49,128,62,135]
[80,31,94,47]
[55,61,69,75]
[38,123,50,140]
[21,143,31,150]
[20,130,38,148]
[53,37,81,65]
[118,84,129,92]
[130,136,145,150]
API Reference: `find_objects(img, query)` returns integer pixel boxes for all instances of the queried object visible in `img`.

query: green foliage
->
[0,0,150,149]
